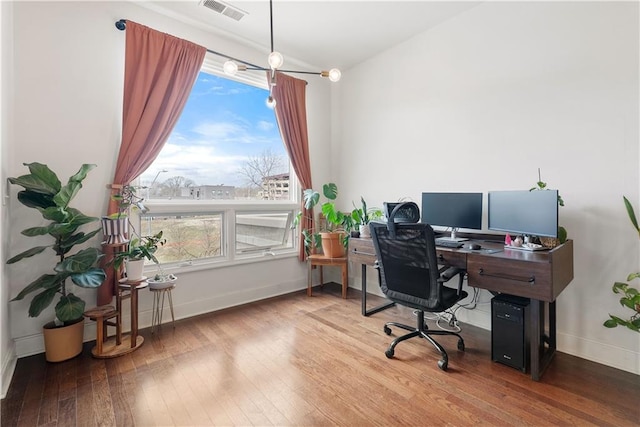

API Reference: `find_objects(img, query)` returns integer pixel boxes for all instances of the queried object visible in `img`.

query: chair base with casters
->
[370,202,469,372]
[383,310,465,371]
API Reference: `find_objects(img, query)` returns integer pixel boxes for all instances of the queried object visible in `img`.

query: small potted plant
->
[295,183,353,258]
[7,163,106,362]
[603,196,640,332]
[530,168,567,247]
[351,196,383,238]
[101,185,146,245]
[112,231,166,281]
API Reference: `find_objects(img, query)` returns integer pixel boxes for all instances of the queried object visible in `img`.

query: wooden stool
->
[307,254,348,298]
[83,305,121,357]
[150,284,176,333]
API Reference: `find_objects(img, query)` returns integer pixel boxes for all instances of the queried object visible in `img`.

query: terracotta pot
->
[320,232,346,258]
[42,318,84,362]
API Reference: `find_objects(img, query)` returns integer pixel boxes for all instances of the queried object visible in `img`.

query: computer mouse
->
[468,243,481,250]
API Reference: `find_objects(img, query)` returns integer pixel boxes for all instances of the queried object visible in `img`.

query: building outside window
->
[135,58,298,269]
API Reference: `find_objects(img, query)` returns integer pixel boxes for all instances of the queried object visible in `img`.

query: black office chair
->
[370,202,467,371]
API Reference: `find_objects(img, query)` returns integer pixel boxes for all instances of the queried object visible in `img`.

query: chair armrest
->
[440,267,463,281]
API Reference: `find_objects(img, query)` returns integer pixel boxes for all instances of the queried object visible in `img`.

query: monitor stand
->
[436,228,469,242]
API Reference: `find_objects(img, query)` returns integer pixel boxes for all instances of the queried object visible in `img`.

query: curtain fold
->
[271,71,314,261]
[98,21,206,306]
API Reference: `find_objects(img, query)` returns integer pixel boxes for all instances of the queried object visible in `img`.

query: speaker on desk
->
[491,293,530,372]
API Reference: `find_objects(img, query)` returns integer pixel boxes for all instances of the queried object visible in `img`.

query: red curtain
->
[98,21,206,305]
[271,71,314,261]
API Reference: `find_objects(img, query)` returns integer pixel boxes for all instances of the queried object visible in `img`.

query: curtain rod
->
[115,19,323,77]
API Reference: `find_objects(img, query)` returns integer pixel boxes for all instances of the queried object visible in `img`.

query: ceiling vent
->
[199,0,247,21]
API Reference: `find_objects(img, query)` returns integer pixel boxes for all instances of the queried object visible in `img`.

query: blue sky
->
[140,71,287,187]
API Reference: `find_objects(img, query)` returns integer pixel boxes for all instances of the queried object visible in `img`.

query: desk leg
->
[530,299,556,381]
[130,288,138,348]
[361,263,395,317]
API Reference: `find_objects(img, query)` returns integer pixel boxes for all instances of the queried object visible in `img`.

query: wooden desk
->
[349,237,574,381]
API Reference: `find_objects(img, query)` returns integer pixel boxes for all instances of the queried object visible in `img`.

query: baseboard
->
[1,340,17,399]
[558,332,640,376]
[13,278,306,357]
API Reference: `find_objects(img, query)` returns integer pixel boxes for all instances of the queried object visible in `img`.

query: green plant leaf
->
[303,189,319,210]
[53,180,82,209]
[6,246,49,264]
[9,162,61,195]
[59,228,101,250]
[71,267,106,288]
[11,274,60,301]
[68,164,97,184]
[627,272,640,281]
[28,287,58,318]
[323,183,338,201]
[623,196,640,234]
[603,318,618,328]
[55,293,85,323]
[55,247,102,274]
[16,190,55,209]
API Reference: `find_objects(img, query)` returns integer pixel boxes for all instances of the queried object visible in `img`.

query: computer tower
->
[491,294,530,372]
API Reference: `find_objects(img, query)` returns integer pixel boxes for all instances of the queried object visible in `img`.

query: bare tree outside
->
[159,176,196,198]
[238,148,287,200]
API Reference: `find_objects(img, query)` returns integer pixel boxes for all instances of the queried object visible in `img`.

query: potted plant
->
[530,168,567,247]
[603,196,640,332]
[101,185,146,244]
[351,196,383,238]
[7,163,107,362]
[112,231,166,282]
[297,183,353,258]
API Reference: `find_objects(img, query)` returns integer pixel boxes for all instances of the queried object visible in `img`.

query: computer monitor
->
[488,190,558,238]
[421,192,483,241]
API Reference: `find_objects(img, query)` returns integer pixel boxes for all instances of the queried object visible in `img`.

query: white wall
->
[1,0,16,400]
[335,1,640,374]
[7,2,331,359]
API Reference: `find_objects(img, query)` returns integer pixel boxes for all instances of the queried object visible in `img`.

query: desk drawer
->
[349,238,376,266]
[467,255,553,301]
[436,250,466,269]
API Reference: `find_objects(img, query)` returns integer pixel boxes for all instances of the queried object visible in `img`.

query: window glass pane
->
[236,211,294,254]
[140,213,224,264]
[139,71,291,201]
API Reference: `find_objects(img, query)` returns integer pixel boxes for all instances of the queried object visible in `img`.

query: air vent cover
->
[199,0,247,21]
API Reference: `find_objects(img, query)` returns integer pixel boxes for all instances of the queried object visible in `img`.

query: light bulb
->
[223,60,238,75]
[268,51,284,69]
[328,68,341,82]
[266,95,277,109]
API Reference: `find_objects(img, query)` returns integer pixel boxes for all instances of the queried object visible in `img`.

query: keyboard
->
[435,238,464,248]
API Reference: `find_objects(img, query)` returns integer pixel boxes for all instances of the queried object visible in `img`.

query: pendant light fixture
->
[221,0,341,108]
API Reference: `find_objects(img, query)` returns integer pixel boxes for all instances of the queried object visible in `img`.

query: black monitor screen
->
[488,190,558,238]
[421,192,483,230]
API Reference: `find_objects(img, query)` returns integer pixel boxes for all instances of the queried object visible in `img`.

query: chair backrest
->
[370,203,442,310]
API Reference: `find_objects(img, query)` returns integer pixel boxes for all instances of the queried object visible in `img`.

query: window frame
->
[132,55,301,276]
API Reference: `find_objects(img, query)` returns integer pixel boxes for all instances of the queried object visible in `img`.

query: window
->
[135,58,298,269]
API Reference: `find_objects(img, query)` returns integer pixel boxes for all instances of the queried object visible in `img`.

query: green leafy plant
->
[351,196,383,226]
[108,184,146,219]
[530,168,567,243]
[603,196,640,332]
[112,231,166,271]
[293,183,353,255]
[7,163,106,323]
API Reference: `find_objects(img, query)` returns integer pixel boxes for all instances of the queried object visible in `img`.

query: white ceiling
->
[136,1,480,71]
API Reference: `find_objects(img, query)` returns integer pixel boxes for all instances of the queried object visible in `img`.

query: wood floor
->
[2,284,639,426]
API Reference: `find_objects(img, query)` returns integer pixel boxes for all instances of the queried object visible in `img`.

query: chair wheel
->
[383,325,392,335]
[458,340,465,351]
[438,359,448,371]
[385,349,394,358]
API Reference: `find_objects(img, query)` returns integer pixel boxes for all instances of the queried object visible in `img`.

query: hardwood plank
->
[2,286,639,427]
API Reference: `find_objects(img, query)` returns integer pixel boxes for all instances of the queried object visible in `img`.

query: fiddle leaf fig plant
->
[603,196,640,332]
[7,163,106,323]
